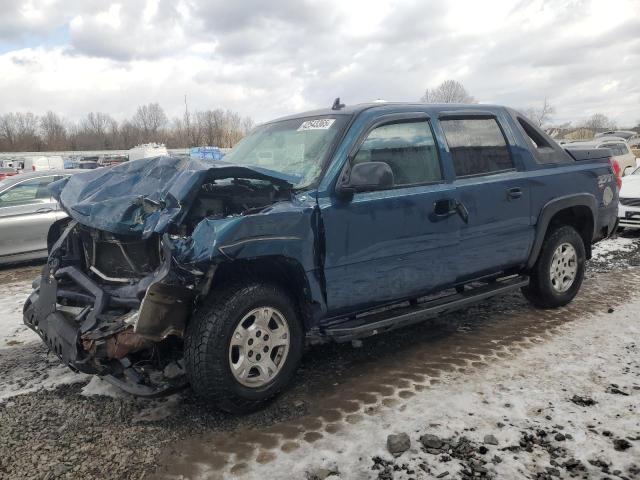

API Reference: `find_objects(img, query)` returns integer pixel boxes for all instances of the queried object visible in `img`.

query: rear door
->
[437,114,533,281]
[0,176,59,258]
[320,114,460,316]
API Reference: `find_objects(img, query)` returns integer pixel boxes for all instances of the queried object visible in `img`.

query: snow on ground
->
[0,275,88,400]
[0,357,87,401]
[80,376,127,398]
[0,279,38,348]
[228,297,640,480]
[592,235,637,260]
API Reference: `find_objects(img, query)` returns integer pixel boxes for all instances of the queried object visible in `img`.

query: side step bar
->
[321,275,529,342]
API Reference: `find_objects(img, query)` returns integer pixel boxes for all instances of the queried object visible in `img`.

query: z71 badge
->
[597,174,614,189]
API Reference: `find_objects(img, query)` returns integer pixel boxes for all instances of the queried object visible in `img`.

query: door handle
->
[507,187,523,200]
[433,198,469,224]
[35,207,54,213]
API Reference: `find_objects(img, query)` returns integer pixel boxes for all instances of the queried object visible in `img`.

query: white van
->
[22,155,65,171]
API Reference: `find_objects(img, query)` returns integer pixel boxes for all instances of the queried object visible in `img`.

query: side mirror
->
[337,162,394,199]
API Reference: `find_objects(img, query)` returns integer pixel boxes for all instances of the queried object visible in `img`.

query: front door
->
[319,116,460,317]
[0,176,59,259]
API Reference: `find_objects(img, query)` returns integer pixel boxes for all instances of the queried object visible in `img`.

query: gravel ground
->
[1,232,639,479]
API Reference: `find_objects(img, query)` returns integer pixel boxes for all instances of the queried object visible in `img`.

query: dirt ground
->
[0,234,639,480]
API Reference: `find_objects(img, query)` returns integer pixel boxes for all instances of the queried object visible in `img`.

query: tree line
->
[0,103,254,152]
[420,79,637,132]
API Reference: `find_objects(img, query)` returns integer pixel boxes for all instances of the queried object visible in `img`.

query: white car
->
[618,167,640,229]
[574,138,637,176]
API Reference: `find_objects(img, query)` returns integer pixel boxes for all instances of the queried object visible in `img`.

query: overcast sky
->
[0,0,638,126]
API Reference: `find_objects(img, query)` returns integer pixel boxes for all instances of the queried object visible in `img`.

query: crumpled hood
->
[51,156,294,237]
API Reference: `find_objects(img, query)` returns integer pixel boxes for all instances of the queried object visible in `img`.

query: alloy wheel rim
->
[549,242,578,293]
[228,307,290,387]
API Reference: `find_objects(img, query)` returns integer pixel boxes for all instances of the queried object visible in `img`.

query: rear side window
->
[353,120,442,187]
[599,143,628,156]
[440,118,513,177]
[517,117,552,149]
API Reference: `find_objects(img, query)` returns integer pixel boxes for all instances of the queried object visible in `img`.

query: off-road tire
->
[522,225,586,308]
[184,282,304,413]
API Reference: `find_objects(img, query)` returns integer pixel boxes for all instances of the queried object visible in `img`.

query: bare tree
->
[0,112,41,151]
[77,112,117,149]
[197,109,226,147]
[118,120,140,149]
[0,104,253,151]
[522,98,555,127]
[40,111,68,150]
[421,80,476,104]
[241,116,254,135]
[0,114,18,150]
[132,103,168,142]
[582,113,617,131]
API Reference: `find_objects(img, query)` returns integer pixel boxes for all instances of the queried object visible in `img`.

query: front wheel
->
[522,225,586,308]
[184,282,304,413]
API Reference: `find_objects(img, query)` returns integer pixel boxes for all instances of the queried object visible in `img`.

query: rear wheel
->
[184,282,304,413]
[522,226,586,308]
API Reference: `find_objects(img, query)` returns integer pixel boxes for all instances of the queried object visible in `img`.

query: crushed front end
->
[22,156,302,396]
[23,221,199,396]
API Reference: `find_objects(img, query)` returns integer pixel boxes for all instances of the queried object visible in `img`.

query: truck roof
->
[268,102,508,123]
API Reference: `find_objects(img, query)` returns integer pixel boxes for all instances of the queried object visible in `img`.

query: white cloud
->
[0,0,639,126]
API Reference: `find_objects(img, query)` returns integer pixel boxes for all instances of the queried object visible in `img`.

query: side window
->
[599,144,625,155]
[0,177,55,207]
[441,118,514,177]
[517,117,552,150]
[353,120,442,187]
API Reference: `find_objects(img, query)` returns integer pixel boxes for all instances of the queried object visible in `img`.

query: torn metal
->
[24,156,317,396]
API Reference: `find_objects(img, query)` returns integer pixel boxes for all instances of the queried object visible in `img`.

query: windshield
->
[223,115,349,188]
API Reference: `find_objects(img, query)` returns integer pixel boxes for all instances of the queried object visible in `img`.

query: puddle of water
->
[153,270,640,479]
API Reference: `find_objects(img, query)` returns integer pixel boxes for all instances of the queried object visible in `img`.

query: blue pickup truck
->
[24,102,619,412]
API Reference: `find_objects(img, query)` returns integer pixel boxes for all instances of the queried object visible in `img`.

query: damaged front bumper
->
[23,221,199,396]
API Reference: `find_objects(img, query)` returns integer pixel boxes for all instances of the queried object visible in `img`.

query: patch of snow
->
[229,297,640,480]
[592,235,637,259]
[80,376,127,399]
[0,278,87,401]
[0,362,88,401]
[0,280,39,349]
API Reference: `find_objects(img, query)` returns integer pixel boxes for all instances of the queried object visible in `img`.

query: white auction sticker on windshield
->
[297,119,335,131]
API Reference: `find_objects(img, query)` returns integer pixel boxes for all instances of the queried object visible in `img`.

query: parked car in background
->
[22,155,65,171]
[99,154,128,167]
[189,146,225,161]
[0,170,80,265]
[618,167,640,230]
[128,143,168,161]
[570,138,636,175]
[595,130,637,140]
[0,167,18,181]
[23,103,618,412]
[77,160,100,170]
[597,138,637,175]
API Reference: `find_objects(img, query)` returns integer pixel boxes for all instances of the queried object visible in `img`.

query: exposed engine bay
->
[23,172,294,396]
[180,178,292,234]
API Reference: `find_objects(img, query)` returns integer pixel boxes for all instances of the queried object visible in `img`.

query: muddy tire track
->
[153,269,640,479]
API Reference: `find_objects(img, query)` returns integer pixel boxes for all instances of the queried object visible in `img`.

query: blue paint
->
[52,103,619,328]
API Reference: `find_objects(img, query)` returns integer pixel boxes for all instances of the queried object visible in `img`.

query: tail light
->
[609,157,622,189]
[32,165,36,171]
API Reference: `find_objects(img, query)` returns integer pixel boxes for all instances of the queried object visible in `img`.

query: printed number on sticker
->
[297,119,335,131]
